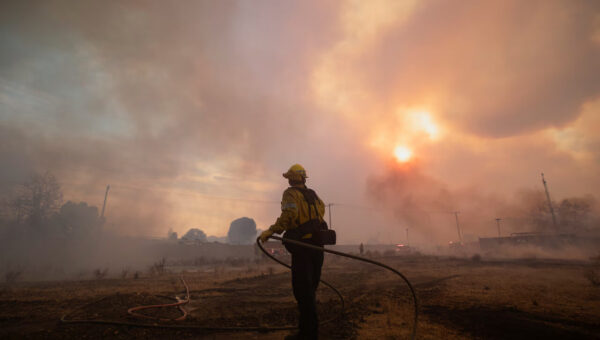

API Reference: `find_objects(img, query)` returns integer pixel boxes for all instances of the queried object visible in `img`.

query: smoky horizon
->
[1,0,599,248]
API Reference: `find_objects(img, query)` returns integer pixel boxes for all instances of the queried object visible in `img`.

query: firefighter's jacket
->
[269,185,325,234]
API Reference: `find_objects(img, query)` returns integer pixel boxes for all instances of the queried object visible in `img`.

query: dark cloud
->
[0,0,342,162]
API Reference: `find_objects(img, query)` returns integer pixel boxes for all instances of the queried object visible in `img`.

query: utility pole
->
[454,211,463,243]
[327,203,333,228]
[406,228,409,247]
[101,185,110,219]
[495,218,502,237]
[541,173,557,229]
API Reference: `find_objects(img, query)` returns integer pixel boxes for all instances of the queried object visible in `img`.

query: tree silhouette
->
[227,217,257,244]
[181,228,207,242]
[10,172,62,228]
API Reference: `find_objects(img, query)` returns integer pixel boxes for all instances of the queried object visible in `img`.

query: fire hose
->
[260,235,418,339]
[61,236,418,339]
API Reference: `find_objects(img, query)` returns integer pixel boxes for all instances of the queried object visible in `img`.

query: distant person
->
[260,164,326,340]
[359,242,364,255]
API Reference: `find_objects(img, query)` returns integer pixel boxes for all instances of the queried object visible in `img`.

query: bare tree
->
[10,172,63,228]
[558,196,594,232]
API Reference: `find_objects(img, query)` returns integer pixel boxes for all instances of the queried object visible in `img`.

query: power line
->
[110,183,281,205]
[52,181,469,218]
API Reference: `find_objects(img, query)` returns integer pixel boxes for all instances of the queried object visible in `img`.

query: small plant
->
[5,270,22,283]
[149,257,167,276]
[133,271,140,279]
[584,269,599,286]
[93,268,108,280]
[471,254,482,262]
[585,254,600,287]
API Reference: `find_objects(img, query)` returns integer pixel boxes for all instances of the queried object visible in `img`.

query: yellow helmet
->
[283,164,308,180]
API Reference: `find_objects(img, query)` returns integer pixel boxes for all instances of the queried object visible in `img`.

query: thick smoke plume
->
[1,0,599,245]
[367,164,600,245]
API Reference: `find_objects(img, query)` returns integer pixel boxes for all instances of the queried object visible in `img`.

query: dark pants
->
[291,245,324,339]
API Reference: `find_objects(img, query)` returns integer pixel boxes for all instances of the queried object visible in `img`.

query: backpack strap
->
[291,187,321,222]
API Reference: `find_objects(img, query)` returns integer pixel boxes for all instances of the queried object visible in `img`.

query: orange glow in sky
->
[2,0,598,241]
[412,111,439,140]
[393,145,412,163]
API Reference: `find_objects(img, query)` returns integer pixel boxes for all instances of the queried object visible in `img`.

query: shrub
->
[93,268,108,280]
[584,255,600,287]
[5,270,22,283]
[149,257,167,276]
[584,268,600,286]
[181,228,207,242]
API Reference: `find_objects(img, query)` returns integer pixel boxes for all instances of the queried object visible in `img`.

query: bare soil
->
[1,255,599,339]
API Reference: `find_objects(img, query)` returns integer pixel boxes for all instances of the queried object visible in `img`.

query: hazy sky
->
[1,0,599,244]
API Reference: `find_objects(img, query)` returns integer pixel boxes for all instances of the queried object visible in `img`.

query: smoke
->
[0,0,347,236]
[317,0,600,137]
[0,0,599,244]
[367,164,600,245]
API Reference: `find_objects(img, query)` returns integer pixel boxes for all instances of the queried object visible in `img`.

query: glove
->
[259,229,274,243]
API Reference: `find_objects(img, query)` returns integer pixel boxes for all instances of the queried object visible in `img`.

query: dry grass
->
[1,257,599,339]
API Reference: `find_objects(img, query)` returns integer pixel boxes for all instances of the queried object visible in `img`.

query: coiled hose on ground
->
[60,236,418,339]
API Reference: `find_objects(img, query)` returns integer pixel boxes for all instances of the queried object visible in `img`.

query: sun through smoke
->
[393,145,412,163]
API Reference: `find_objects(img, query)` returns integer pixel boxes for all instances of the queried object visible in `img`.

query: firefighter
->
[260,164,325,340]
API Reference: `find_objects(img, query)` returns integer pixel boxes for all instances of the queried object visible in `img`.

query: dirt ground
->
[1,254,599,339]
